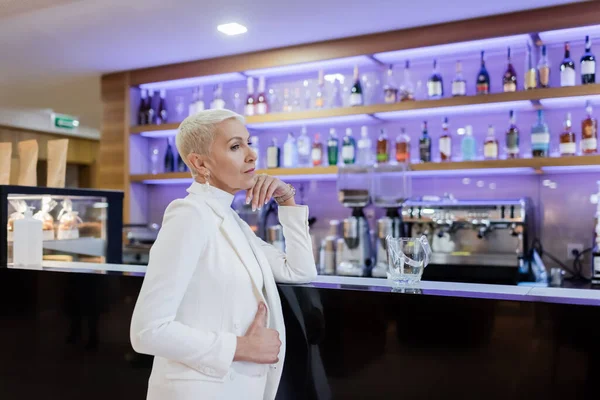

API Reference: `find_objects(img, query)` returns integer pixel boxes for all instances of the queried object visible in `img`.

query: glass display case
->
[0,185,123,267]
[371,163,412,208]
[337,164,371,207]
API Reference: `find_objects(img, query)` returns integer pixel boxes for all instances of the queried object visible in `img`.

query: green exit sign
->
[52,113,79,129]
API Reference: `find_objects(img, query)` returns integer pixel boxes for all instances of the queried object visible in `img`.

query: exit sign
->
[52,113,79,129]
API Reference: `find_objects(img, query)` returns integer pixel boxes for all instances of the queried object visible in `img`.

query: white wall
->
[0,75,102,130]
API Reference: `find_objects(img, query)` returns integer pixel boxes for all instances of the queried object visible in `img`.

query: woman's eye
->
[247,141,253,146]
[231,144,240,150]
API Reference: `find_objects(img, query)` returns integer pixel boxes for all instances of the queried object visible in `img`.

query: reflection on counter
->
[0,185,123,267]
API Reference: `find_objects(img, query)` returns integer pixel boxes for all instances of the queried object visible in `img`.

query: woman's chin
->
[240,178,255,190]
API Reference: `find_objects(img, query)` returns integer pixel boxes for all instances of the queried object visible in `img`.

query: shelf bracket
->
[529,33,543,48]
[530,99,542,110]
[366,55,386,68]
[367,113,385,122]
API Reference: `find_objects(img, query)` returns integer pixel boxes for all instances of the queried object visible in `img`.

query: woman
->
[130,109,318,400]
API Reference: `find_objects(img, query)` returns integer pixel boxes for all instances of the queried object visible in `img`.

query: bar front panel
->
[0,268,598,399]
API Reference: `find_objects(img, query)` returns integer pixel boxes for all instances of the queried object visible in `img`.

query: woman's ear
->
[187,153,207,178]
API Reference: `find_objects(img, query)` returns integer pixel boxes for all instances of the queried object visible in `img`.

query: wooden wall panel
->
[0,126,98,188]
[97,72,130,222]
[129,2,600,85]
[0,126,98,165]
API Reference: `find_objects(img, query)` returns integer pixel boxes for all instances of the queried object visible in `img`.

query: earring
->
[203,173,210,189]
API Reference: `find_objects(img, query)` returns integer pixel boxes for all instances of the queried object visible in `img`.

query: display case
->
[0,185,123,266]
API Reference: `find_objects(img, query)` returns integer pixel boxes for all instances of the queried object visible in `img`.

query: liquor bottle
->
[211,84,226,109]
[560,113,577,156]
[349,65,364,106]
[312,134,323,166]
[582,100,598,154]
[395,128,410,163]
[267,138,281,168]
[427,59,443,99]
[283,133,298,168]
[376,129,389,163]
[146,90,156,125]
[245,77,256,116]
[176,150,187,172]
[476,51,491,95]
[138,89,147,125]
[484,125,499,160]
[315,70,326,109]
[505,110,520,159]
[157,89,168,125]
[357,126,373,165]
[503,47,517,93]
[560,42,576,87]
[581,35,596,84]
[538,45,551,88]
[439,117,452,161]
[531,109,550,158]
[256,77,268,115]
[249,136,260,168]
[524,43,537,90]
[292,87,302,111]
[461,125,476,161]
[196,87,206,113]
[297,126,312,167]
[330,79,343,109]
[400,60,415,101]
[383,65,399,104]
[164,137,175,173]
[342,128,357,165]
[419,121,432,162]
[282,88,292,112]
[189,88,198,116]
[452,61,467,97]
[327,128,339,166]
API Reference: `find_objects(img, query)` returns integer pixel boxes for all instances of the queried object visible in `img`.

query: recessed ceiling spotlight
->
[217,22,248,36]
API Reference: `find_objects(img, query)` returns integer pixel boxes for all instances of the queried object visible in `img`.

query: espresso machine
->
[401,197,534,284]
[371,163,412,278]
[336,165,374,277]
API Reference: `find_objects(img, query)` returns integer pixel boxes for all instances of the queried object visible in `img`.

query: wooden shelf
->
[129,166,339,183]
[410,155,600,172]
[130,157,600,184]
[129,84,600,134]
[130,172,191,182]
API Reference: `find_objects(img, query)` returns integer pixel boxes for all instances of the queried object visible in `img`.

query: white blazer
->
[130,182,318,400]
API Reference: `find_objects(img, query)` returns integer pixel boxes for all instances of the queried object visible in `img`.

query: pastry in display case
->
[33,196,58,241]
[56,198,83,240]
[0,185,123,267]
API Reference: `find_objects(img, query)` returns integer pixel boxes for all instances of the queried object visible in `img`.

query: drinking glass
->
[386,235,432,286]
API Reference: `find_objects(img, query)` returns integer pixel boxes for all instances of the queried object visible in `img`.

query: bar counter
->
[1,262,599,399]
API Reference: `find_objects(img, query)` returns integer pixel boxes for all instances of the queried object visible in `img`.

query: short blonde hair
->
[175,109,245,176]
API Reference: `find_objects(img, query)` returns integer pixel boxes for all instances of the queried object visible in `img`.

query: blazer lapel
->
[232,213,283,324]
[202,196,267,306]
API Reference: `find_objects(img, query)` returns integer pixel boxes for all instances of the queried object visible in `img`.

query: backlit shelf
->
[130,166,339,184]
[130,156,600,184]
[410,155,600,172]
[129,84,600,136]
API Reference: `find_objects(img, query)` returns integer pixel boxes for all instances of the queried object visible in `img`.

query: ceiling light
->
[217,23,247,36]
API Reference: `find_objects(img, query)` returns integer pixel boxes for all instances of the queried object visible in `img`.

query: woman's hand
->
[246,174,290,211]
[234,303,281,364]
